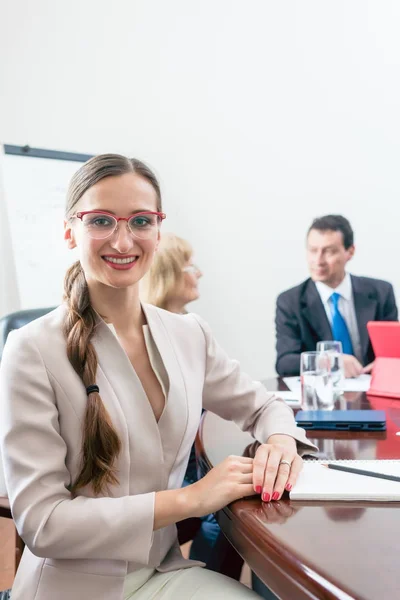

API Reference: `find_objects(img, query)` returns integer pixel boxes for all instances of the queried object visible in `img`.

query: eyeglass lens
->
[81,213,160,240]
[183,265,200,274]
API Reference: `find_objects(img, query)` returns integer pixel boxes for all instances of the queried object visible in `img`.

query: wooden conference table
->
[196,378,400,600]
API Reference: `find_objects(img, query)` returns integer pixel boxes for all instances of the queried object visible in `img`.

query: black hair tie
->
[86,384,99,396]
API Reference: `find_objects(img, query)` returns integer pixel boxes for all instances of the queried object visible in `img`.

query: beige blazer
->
[0,304,315,600]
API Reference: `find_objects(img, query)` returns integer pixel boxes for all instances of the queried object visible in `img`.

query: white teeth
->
[105,257,137,264]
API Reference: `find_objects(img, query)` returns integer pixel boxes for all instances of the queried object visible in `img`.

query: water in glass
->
[301,371,334,410]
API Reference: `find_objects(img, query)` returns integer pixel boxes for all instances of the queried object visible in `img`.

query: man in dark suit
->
[275,215,398,377]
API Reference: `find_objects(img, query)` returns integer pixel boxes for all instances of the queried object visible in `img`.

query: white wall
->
[0,153,20,316]
[1,0,400,378]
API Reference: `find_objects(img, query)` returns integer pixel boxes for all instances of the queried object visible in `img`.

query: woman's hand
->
[188,455,255,518]
[252,434,302,502]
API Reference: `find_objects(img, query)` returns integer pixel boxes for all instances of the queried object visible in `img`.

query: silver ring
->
[279,460,292,468]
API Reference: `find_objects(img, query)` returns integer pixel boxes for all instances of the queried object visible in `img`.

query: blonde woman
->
[0,154,315,600]
[142,233,225,568]
[141,232,202,314]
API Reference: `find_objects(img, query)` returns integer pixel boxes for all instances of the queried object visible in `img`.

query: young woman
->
[0,154,316,600]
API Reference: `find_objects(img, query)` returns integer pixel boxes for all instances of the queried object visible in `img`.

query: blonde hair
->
[141,232,192,309]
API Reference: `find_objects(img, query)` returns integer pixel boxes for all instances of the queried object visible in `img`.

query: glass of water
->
[300,351,334,410]
[316,341,345,389]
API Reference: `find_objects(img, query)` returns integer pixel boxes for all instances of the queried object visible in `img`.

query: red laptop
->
[367,322,400,398]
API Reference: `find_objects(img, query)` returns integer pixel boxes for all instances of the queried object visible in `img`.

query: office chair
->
[0,307,56,361]
[0,306,55,577]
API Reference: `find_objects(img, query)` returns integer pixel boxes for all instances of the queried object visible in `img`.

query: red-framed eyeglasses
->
[71,210,166,240]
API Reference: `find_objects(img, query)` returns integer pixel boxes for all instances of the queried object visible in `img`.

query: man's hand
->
[342,354,363,378]
[362,361,374,374]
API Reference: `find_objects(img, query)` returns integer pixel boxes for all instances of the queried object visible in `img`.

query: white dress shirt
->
[315,272,363,362]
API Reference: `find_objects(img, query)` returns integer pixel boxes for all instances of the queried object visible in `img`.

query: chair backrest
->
[0,307,56,578]
[0,307,56,361]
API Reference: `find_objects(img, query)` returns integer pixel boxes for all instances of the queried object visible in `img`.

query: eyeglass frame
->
[71,210,167,239]
[182,264,201,275]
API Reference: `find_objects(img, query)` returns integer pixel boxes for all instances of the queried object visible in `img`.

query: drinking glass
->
[316,341,345,389]
[300,351,334,410]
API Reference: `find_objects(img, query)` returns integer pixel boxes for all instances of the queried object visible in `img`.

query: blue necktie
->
[329,292,354,355]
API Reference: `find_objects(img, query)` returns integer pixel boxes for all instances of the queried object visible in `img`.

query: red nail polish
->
[262,492,270,502]
[272,491,280,501]
[286,483,292,491]
[255,486,262,494]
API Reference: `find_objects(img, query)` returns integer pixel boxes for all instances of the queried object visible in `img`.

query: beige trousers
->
[124,567,260,599]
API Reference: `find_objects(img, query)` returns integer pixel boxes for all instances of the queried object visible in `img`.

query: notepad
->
[260,381,301,407]
[290,460,400,501]
[276,390,301,408]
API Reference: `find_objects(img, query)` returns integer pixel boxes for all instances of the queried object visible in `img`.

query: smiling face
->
[64,172,161,290]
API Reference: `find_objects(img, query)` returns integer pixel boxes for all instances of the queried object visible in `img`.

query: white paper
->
[282,376,301,393]
[283,374,371,393]
[338,374,371,392]
[275,390,301,408]
[262,379,301,407]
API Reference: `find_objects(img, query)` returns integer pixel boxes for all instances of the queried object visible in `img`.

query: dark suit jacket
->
[275,275,398,376]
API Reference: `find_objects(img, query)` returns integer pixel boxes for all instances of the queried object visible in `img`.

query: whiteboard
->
[1,148,90,310]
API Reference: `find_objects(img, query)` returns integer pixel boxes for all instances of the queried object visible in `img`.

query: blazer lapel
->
[141,304,189,488]
[351,275,378,362]
[301,279,332,342]
[91,318,164,493]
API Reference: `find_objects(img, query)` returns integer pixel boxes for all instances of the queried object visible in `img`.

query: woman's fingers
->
[268,454,303,500]
[270,459,291,499]
[251,443,303,502]
[234,456,254,464]
[223,455,253,472]
[283,454,303,491]
[252,445,269,495]
[260,447,283,501]
[240,483,258,498]
[232,470,254,485]
[239,465,254,475]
